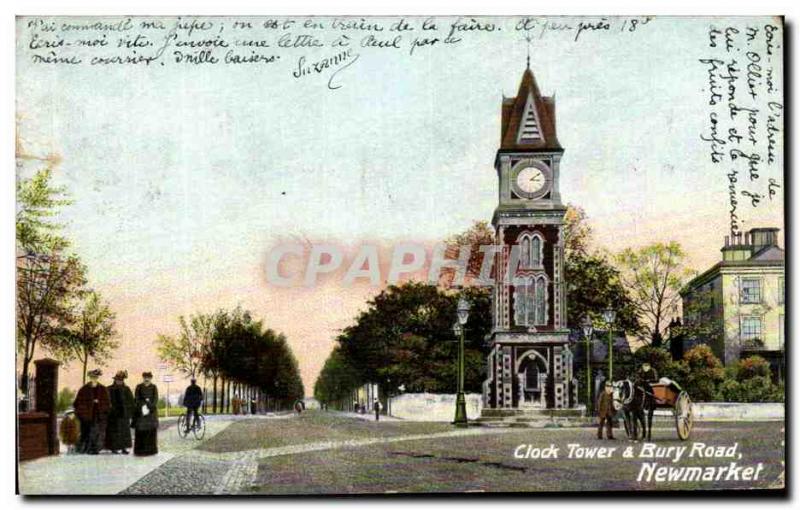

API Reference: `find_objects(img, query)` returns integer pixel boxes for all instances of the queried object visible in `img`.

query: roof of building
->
[682,244,784,294]
[499,66,562,153]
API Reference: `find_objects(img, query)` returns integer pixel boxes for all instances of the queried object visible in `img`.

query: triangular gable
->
[517,93,542,143]
[499,67,562,151]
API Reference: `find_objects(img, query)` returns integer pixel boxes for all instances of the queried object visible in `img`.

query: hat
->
[604,381,613,387]
[64,407,75,415]
[142,371,153,379]
[114,370,128,380]
[88,369,102,378]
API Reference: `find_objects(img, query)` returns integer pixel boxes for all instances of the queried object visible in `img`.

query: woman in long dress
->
[133,371,159,456]
[105,370,134,454]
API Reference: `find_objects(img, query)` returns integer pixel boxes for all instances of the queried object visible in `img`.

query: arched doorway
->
[516,350,548,408]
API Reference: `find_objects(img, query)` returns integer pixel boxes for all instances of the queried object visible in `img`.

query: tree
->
[563,205,593,259]
[56,387,76,413]
[615,242,695,346]
[565,252,640,335]
[334,282,491,394]
[58,290,119,384]
[157,313,214,379]
[206,306,305,411]
[16,165,70,254]
[314,346,362,405]
[560,205,640,335]
[16,165,85,397]
[680,345,725,401]
[16,250,86,395]
[442,220,495,284]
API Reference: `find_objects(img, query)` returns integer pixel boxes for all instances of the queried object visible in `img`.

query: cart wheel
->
[675,392,693,440]
[177,414,188,438]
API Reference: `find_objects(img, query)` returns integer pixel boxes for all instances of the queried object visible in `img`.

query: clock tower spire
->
[482,66,576,412]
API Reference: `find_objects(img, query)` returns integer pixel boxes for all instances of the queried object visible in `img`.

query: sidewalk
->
[335,411,403,422]
[18,413,284,495]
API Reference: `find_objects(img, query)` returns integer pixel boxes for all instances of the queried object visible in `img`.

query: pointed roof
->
[500,67,562,152]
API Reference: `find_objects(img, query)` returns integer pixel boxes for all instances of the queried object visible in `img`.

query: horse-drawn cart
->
[650,380,693,440]
[617,378,693,441]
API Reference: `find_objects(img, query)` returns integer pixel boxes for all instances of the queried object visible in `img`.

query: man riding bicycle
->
[183,378,203,433]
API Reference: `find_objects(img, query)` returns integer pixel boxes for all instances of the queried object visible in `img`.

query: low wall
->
[389,393,483,422]
[689,402,784,421]
[18,412,51,461]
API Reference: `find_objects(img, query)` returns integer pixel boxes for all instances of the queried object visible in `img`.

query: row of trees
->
[156,306,304,412]
[17,153,119,401]
[315,204,714,405]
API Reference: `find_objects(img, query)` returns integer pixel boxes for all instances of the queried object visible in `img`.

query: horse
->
[613,379,655,441]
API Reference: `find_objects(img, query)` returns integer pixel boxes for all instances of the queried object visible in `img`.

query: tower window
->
[517,232,544,269]
[531,235,542,267]
[514,275,548,327]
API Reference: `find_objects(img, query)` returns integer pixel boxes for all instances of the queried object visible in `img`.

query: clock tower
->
[482,65,576,411]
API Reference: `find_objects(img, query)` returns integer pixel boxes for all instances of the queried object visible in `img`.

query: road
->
[18,411,785,495]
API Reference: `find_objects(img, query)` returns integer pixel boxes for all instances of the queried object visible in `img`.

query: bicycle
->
[177,411,206,440]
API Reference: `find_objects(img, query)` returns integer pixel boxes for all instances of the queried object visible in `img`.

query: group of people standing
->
[61,369,159,456]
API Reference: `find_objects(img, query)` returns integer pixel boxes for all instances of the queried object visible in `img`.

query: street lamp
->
[603,308,617,381]
[581,316,594,412]
[453,297,471,427]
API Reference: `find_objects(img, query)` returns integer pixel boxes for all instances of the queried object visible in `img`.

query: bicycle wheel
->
[177,414,189,438]
[193,415,206,440]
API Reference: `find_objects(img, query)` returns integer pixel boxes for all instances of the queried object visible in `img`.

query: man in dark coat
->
[596,381,616,440]
[182,378,203,433]
[73,369,111,454]
[105,370,135,454]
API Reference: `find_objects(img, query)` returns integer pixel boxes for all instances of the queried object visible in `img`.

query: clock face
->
[512,163,551,199]
[516,167,546,194]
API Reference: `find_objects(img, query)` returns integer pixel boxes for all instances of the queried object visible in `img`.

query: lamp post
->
[602,308,617,381]
[581,316,594,412]
[453,297,471,427]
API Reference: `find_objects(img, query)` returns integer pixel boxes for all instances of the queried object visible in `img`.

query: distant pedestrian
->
[294,400,304,414]
[133,372,159,456]
[59,408,80,454]
[373,399,382,422]
[73,369,110,454]
[105,370,135,454]
[596,381,615,440]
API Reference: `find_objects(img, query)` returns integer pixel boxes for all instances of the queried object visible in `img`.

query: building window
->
[778,277,784,305]
[740,278,762,304]
[514,275,548,327]
[740,316,762,345]
[779,314,785,349]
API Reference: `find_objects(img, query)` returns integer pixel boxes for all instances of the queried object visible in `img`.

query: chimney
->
[749,227,780,254]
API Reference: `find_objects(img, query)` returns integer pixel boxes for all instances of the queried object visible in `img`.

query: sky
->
[15,16,783,396]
